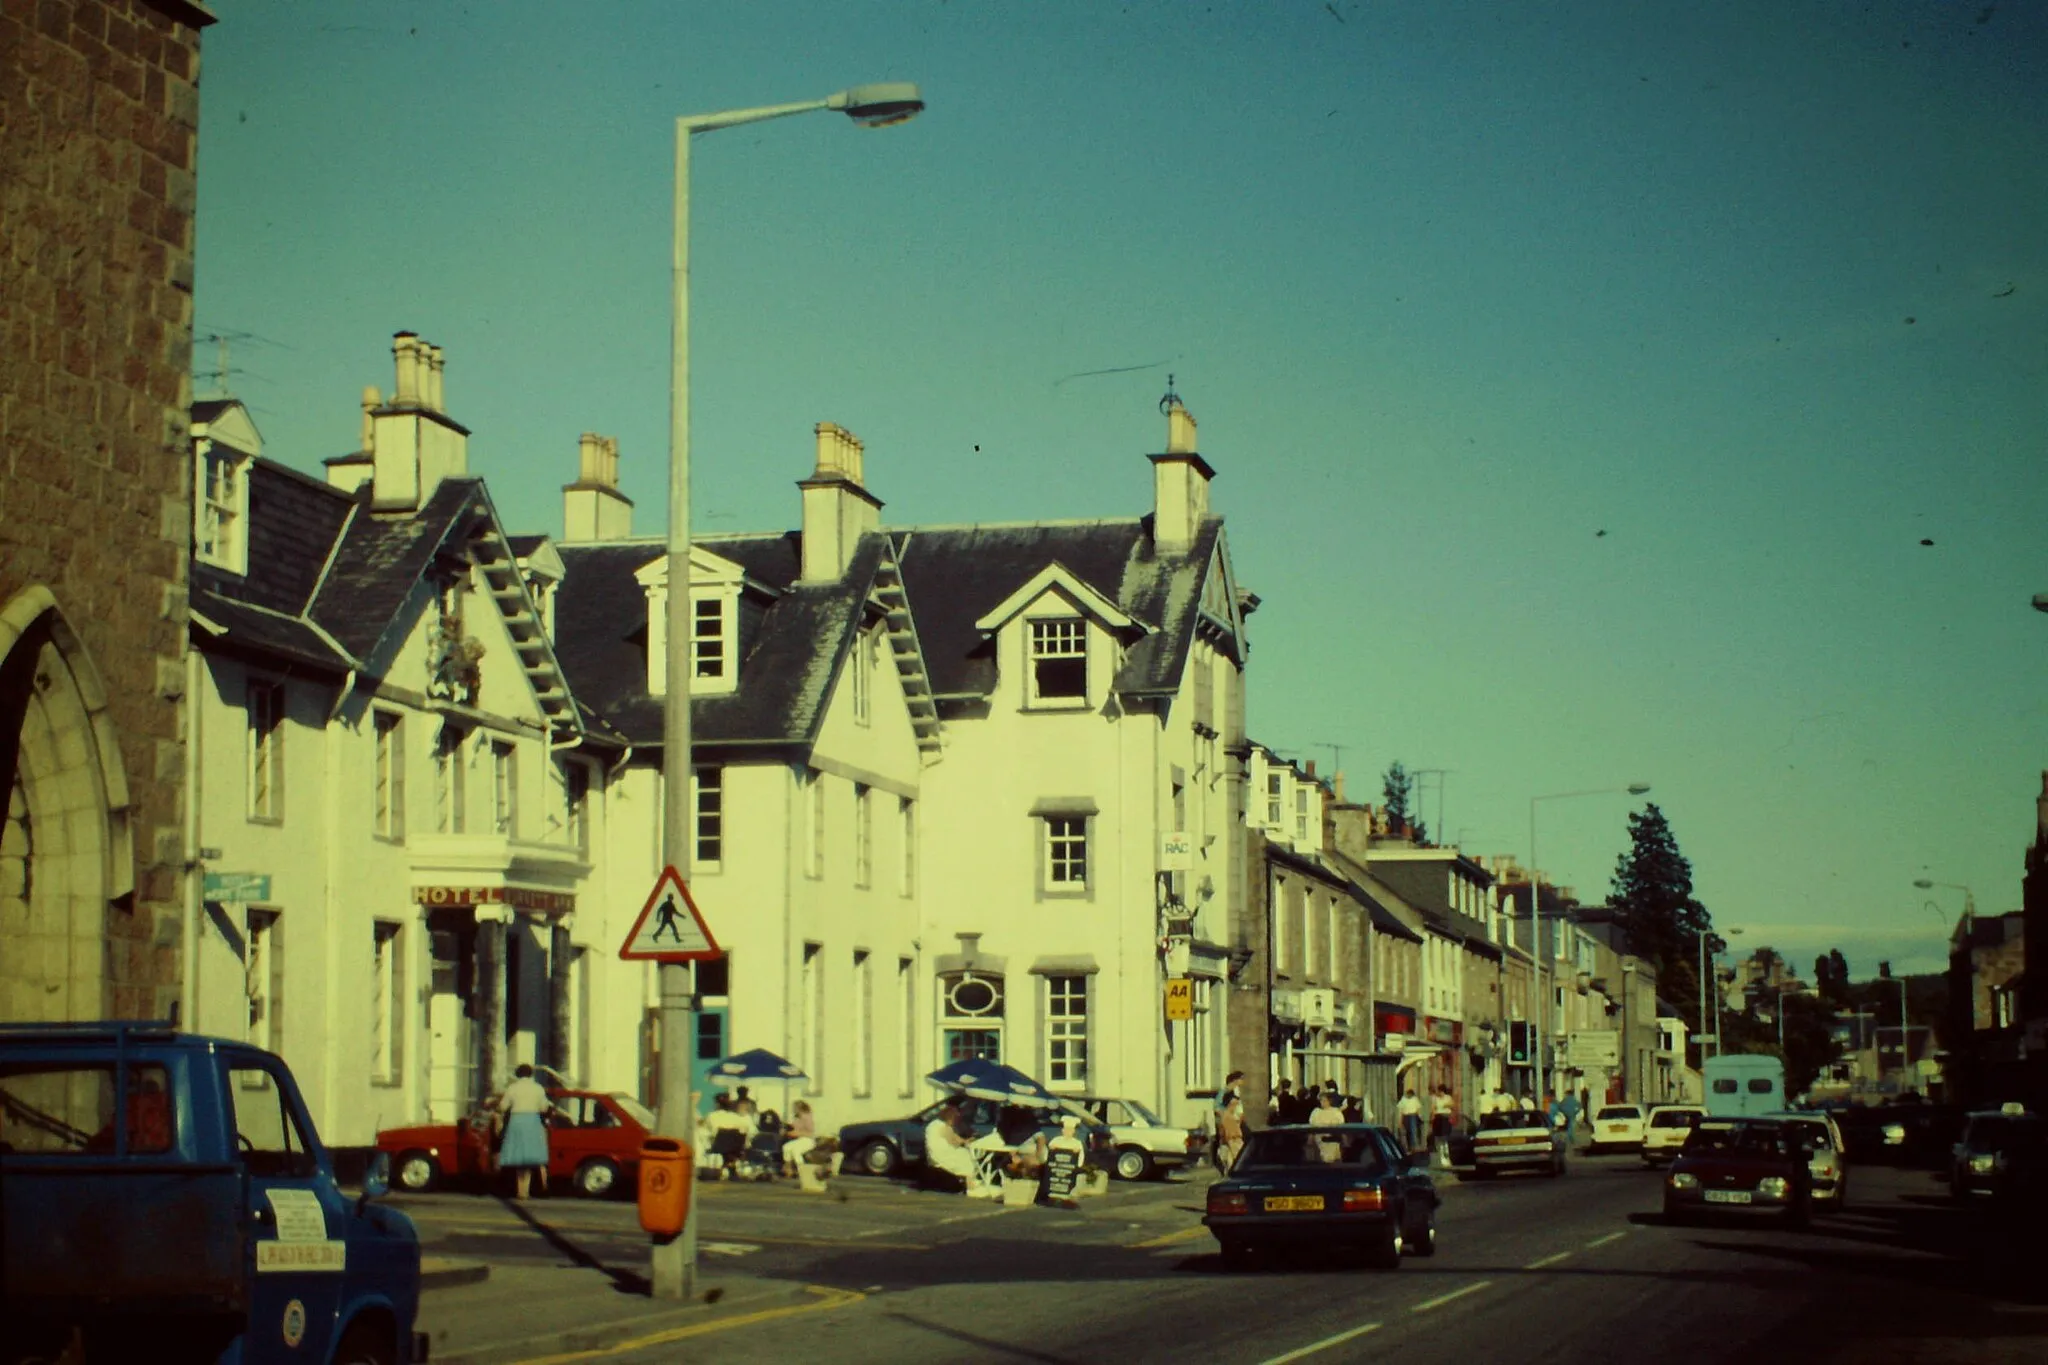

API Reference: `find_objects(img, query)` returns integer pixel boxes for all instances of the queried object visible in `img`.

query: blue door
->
[691,1005,728,1118]
[223,1052,347,1362]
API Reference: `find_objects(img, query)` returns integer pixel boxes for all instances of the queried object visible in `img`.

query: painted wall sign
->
[1164,977,1194,1021]
[203,872,271,901]
[413,885,575,913]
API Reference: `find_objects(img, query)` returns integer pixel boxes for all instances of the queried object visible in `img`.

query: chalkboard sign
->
[1045,1145,1082,1200]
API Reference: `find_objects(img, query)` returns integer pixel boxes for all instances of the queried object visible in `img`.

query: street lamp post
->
[1528,783,1649,1103]
[655,82,923,1302]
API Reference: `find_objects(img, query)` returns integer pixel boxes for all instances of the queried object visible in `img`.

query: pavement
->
[392,1152,2047,1364]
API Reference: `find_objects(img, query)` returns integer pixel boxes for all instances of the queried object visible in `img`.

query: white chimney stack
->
[799,420,882,584]
[1150,387,1214,554]
[562,431,634,541]
[369,331,470,511]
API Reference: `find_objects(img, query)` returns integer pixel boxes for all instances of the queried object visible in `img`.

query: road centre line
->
[1524,1251,1572,1270]
[422,1220,930,1252]
[1255,1320,1382,1365]
[1585,1231,1628,1250]
[1411,1280,1493,1314]
[508,1284,866,1365]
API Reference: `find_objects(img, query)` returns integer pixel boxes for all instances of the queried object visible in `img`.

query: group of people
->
[1266,1077,1376,1128]
[1394,1085,1460,1153]
[697,1088,819,1177]
[922,1099,1062,1191]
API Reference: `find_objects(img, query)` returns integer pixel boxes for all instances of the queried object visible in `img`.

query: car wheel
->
[1364,1225,1402,1271]
[1663,1198,1688,1226]
[394,1150,439,1194]
[1218,1236,1252,1270]
[858,1140,899,1177]
[574,1157,620,1199]
[1406,1206,1438,1258]
[332,1323,396,1365]
[1114,1146,1154,1181]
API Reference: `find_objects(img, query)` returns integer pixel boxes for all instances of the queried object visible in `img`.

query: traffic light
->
[1509,1021,1531,1064]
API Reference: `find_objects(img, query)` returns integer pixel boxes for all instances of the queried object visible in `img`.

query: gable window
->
[804,769,824,879]
[195,443,248,572]
[1028,618,1088,704]
[851,627,872,725]
[1265,771,1283,827]
[693,766,722,870]
[371,921,402,1084]
[247,680,285,823]
[691,594,726,681]
[899,797,916,898]
[435,725,468,834]
[373,710,404,841]
[854,784,873,889]
[1043,815,1088,893]
[1044,975,1089,1088]
[491,740,518,837]
[1294,785,1311,843]
[563,760,591,854]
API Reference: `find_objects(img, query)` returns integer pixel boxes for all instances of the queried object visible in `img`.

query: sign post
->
[621,866,721,1300]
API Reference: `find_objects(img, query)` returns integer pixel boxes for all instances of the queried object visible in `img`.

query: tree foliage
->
[1812,949,1852,1007]
[1382,761,1413,826]
[1607,803,1713,1048]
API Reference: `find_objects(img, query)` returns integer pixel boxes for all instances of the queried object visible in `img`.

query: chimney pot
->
[426,345,445,412]
[392,332,420,405]
[578,432,603,483]
[360,386,380,453]
[1167,400,1197,455]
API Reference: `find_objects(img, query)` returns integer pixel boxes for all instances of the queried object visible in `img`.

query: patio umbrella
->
[925,1058,1059,1108]
[708,1047,807,1084]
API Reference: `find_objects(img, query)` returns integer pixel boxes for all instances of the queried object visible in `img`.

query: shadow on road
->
[495,1195,651,1296]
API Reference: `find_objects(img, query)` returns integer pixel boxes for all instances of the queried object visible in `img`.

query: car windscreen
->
[1967,1116,2041,1152]
[612,1095,655,1128]
[1684,1123,1789,1157]
[1122,1098,1164,1126]
[1649,1110,1700,1129]
[1237,1129,1389,1173]
[1479,1110,1542,1130]
[1596,1107,1640,1121]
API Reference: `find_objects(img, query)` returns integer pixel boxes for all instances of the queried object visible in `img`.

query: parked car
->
[1836,1101,1966,1168]
[1203,1124,1437,1270]
[1587,1103,1646,1154]
[1641,1104,1704,1166]
[838,1095,1114,1177]
[1077,1095,1202,1180]
[375,1087,655,1197]
[1950,1104,2042,1200]
[1466,1107,1567,1179]
[1766,1110,1848,1205]
[1663,1117,1816,1226]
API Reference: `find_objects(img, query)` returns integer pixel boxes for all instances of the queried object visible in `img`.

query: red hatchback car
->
[376,1088,655,1198]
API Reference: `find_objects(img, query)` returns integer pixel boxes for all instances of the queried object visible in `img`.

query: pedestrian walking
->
[1269,1079,1293,1127]
[1308,1089,1345,1161]
[1557,1089,1582,1145]
[1213,1070,1246,1174]
[1216,1094,1247,1173]
[493,1064,554,1200]
[1397,1088,1424,1151]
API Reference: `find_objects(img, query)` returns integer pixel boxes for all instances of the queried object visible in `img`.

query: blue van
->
[1703,1054,1786,1117]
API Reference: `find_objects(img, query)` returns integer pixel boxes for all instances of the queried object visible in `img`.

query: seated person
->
[923,1100,975,1188]
[781,1100,817,1177]
[995,1104,1048,1178]
[699,1094,752,1176]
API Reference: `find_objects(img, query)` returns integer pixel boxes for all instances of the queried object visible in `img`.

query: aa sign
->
[619,866,722,961]
[1165,977,1194,1021]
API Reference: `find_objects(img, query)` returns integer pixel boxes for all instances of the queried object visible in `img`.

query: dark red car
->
[376,1089,655,1198]
[1662,1117,1816,1226]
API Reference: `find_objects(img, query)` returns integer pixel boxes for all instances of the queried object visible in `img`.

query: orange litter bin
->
[637,1137,694,1237]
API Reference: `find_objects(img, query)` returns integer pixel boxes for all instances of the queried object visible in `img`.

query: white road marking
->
[700,1241,762,1256]
[1585,1231,1628,1250]
[1256,1321,1383,1364]
[1524,1251,1572,1269]
[1411,1280,1493,1314]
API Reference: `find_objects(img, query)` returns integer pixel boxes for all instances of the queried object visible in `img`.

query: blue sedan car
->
[1204,1124,1439,1269]
[839,1096,1114,1177]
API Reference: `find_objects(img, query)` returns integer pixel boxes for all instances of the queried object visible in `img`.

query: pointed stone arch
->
[0,586,134,1023]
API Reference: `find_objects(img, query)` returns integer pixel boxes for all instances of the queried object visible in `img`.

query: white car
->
[1642,1104,1704,1165]
[1767,1110,1848,1204]
[1078,1096,1200,1180]
[1588,1103,1647,1154]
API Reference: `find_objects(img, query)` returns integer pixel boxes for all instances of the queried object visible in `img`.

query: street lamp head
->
[831,82,925,127]
[1626,783,1651,796]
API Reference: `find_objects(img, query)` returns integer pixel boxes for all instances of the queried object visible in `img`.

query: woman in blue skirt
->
[494,1064,553,1199]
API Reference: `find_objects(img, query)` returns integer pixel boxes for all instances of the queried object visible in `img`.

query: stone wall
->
[0,0,211,1020]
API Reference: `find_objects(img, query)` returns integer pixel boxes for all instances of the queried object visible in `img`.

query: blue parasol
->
[708,1047,807,1084]
[925,1058,1059,1108]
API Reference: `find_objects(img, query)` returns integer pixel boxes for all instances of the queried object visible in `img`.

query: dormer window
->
[195,443,250,572]
[1028,618,1087,705]
[692,594,726,680]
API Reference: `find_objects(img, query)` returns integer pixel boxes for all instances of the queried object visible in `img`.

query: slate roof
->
[890,516,1222,700]
[552,532,882,750]
[190,455,580,738]
[1266,841,1422,942]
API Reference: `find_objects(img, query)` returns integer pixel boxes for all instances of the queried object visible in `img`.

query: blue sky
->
[192,1,2047,980]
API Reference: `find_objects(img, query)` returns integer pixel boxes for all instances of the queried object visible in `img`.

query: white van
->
[1703,1054,1785,1117]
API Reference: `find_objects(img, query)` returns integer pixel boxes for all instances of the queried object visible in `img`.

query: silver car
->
[1078,1096,1201,1180]
[1767,1110,1847,1204]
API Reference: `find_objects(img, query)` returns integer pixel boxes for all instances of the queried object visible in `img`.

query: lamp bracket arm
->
[681,99,832,135]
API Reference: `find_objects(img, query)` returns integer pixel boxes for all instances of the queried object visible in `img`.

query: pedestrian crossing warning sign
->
[619,866,722,961]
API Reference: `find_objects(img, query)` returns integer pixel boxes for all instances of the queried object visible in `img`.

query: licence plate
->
[1263,1195,1325,1212]
[1704,1190,1752,1205]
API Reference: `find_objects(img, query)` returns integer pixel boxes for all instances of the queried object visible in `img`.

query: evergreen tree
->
[1607,803,1713,1046]
[1382,761,1413,829]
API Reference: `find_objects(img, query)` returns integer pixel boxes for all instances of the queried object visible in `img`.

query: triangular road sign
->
[620,865,722,961]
